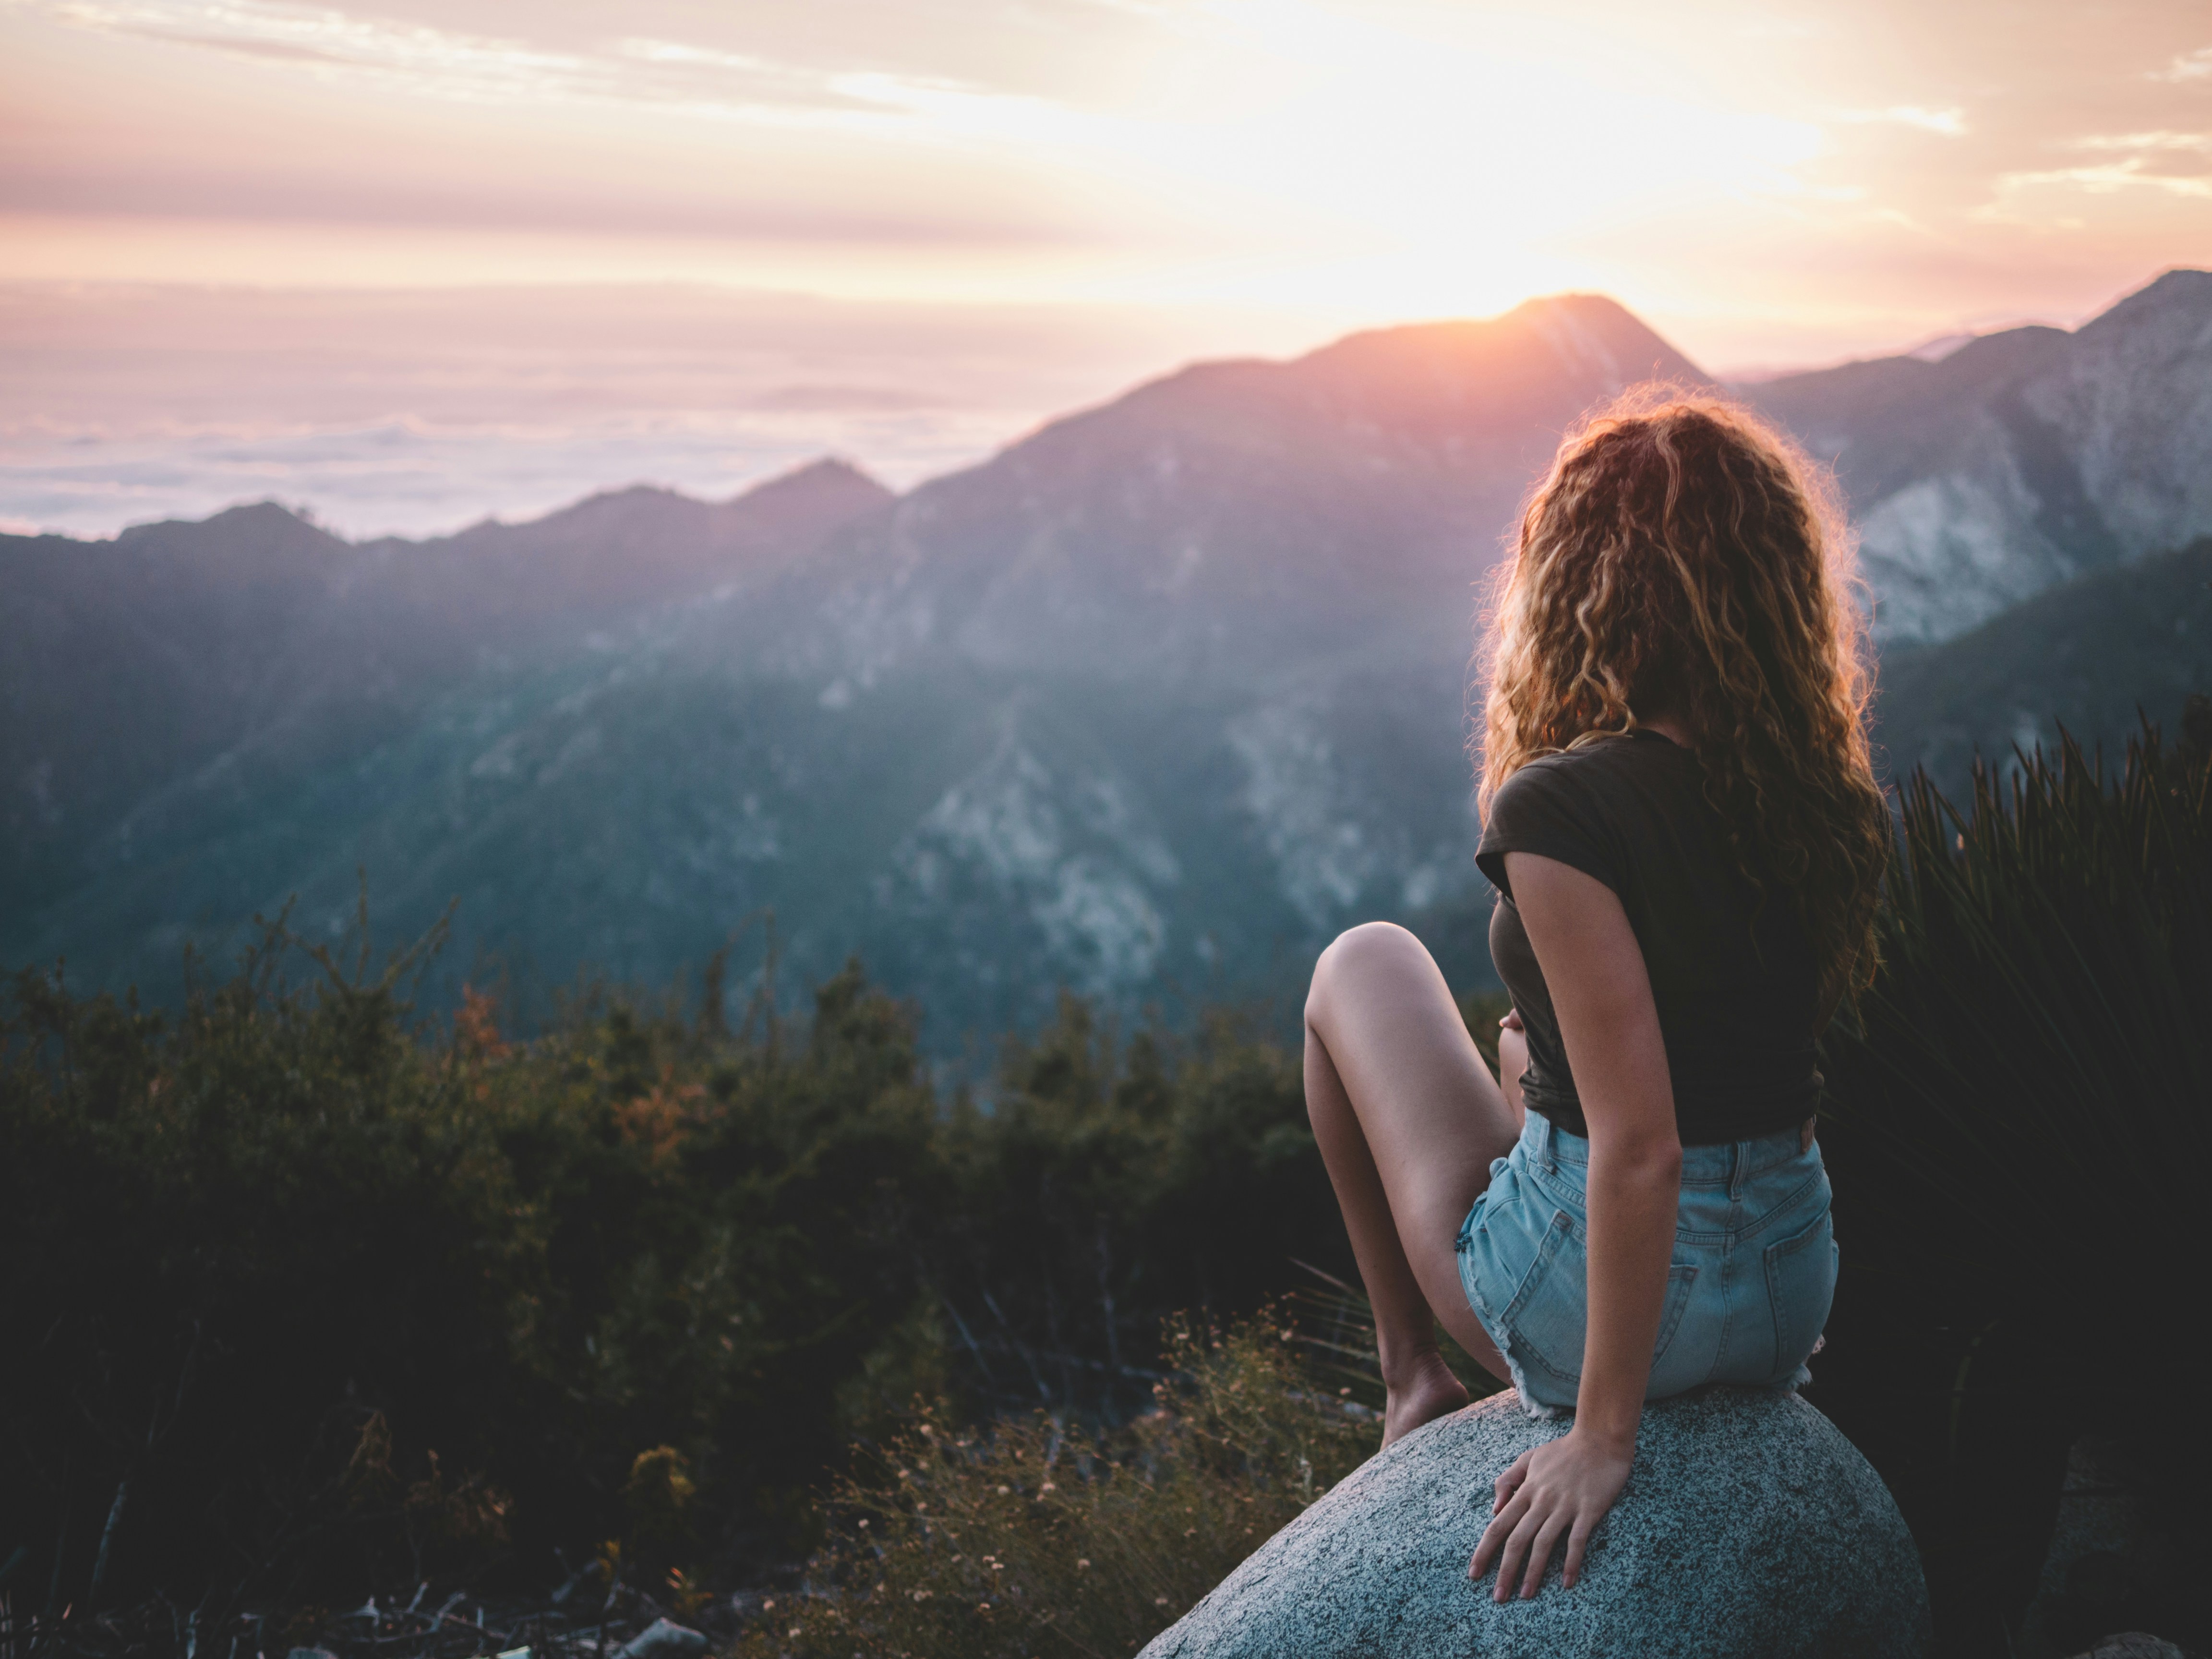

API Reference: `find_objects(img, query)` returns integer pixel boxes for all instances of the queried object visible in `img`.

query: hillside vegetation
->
[0,908,1356,1618]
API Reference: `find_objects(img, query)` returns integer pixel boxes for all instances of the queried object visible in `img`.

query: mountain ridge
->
[1747,267,2212,643]
[7,276,2207,1044]
[0,458,890,917]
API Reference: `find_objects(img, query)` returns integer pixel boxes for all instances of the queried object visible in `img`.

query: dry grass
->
[733,1311,1380,1659]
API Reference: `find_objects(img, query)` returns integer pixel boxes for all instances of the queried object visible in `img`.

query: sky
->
[3,0,2209,537]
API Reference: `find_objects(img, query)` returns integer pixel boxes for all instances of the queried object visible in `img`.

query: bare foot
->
[1382,1349,1470,1446]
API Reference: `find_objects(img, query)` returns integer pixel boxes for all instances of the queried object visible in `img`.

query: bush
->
[0,915,1356,1621]
[733,1312,1375,1659]
[0,911,553,1609]
[1816,715,2212,1655]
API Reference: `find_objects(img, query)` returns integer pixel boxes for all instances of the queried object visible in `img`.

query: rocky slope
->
[1749,269,2212,645]
[1873,536,2212,792]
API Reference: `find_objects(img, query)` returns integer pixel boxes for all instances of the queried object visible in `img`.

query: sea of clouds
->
[0,407,1010,541]
[0,283,1326,541]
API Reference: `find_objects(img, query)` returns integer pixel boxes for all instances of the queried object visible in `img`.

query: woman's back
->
[1477,728,1820,1145]
[1300,388,1887,1601]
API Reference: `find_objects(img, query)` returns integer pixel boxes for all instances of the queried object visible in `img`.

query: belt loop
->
[1728,1140,1748,1202]
[1539,1115,1557,1176]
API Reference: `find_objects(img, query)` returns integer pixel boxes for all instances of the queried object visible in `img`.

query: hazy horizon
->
[5,0,2208,538]
[1,267,2188,542]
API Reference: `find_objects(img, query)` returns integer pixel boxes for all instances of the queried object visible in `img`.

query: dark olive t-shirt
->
[1475,731,1821,1145]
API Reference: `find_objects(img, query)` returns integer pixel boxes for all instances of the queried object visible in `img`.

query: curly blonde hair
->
[1478,386,1891,1011]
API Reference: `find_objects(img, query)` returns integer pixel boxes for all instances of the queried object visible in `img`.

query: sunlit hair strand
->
[1477,385,1891,1013]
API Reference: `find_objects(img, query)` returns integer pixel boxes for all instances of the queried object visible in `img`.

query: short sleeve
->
[1476,758,1623,901]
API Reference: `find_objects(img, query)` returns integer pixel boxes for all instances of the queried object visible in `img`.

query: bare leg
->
[1305,923,1522,1442]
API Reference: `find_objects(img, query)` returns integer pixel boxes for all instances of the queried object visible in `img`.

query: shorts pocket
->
[1642,1260,1711,1399]
[1501,1210,1700,1390]
[1764,1207,1839,1384]
[1502,1210,1586,1386]
[1649,1263,1699,1366]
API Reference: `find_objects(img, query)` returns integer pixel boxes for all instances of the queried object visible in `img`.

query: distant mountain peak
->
[117,498,309,538]
[1288,292,1709,408]
[2081,265,2212,337]
[1501,290,1665,331]
[2128,264,2211,301]
[1308,290,1694,359]
[737,455,888,495]
[726,455,894,516]
[424,458,890,561]
[1925,322,2070,385]
[115,499,349,558]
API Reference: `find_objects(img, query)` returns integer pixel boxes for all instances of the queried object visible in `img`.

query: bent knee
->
[1306,920,1426,1029]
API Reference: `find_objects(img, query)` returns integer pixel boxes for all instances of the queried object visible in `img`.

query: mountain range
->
[6,271,2208,1046]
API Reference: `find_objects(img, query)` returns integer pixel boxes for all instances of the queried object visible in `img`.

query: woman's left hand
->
[1467,1426,1633,1598]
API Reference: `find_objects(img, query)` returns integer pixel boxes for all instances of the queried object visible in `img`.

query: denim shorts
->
[1455,1112,1838,1417]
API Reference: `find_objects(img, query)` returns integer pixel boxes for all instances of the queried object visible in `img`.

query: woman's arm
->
[1467,852,1683,1599]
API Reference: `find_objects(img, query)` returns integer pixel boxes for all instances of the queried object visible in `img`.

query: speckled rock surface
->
[1141,1386,1928,1659]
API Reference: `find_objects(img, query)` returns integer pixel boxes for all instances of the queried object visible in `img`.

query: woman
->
[1303,389,1891,1604]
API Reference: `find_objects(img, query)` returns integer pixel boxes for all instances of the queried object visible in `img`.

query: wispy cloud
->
[2072,130,2212,154]
[613,37,769,74]
[1985,156,2212,205]
[21,0,1031,137]
[2152,45,2212,82]
[1838,105,1968,136]
[33,0,594,101]
[1972,123,2212,223]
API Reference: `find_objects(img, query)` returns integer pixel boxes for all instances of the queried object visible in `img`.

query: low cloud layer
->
[0,281,1329,536]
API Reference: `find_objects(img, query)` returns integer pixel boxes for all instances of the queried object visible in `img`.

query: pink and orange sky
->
[3,0,2209,536]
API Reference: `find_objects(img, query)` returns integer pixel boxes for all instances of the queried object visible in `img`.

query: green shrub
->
[734,1312,1375,1659]
[0,917,958,1609]
[0,916,1353,1617]
[931,997,1343,1424]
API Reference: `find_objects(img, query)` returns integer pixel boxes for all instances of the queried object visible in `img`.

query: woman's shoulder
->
[1497,733,1675,796]
[1524,731,1697,790]
[1479,746,1632,892]
[1483,733,1697,858]
[1491,741,1618,809]
[1481,732,1717,899]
